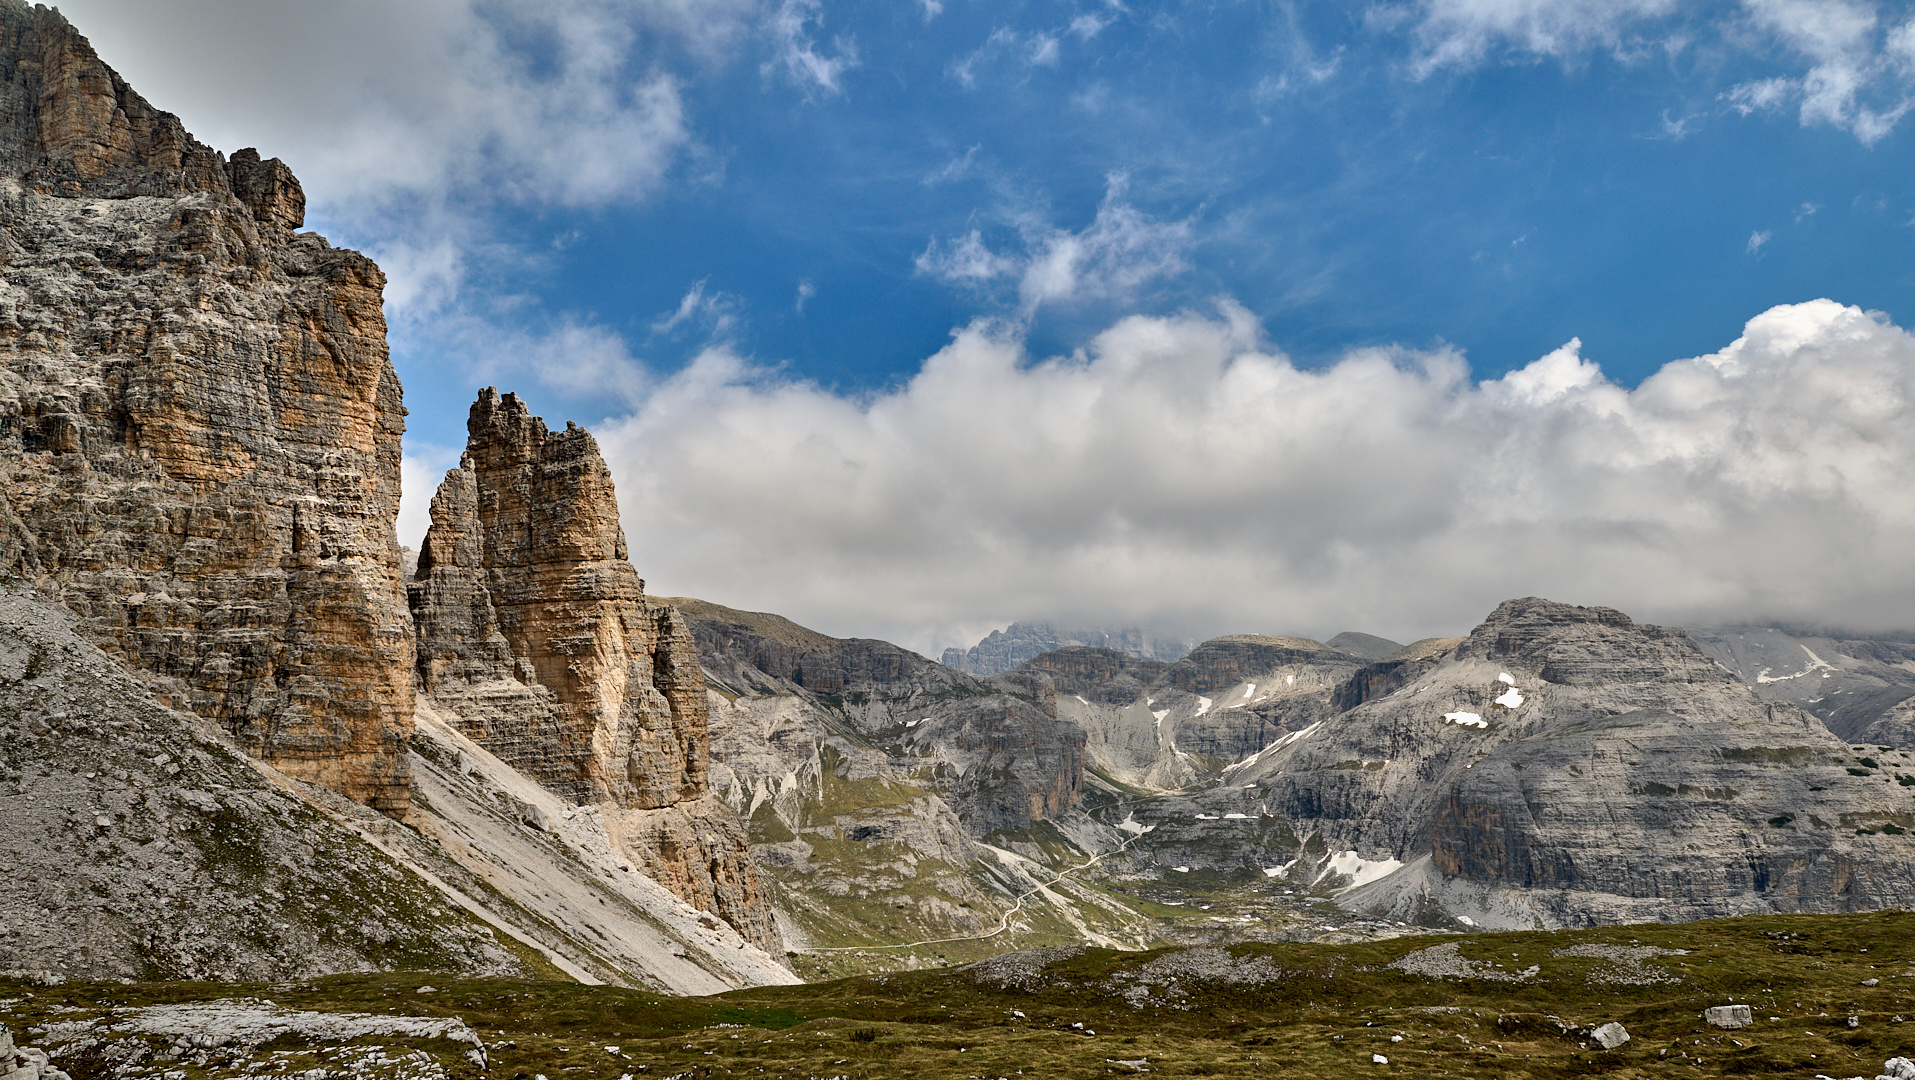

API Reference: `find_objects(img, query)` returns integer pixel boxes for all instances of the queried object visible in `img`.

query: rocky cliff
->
[1216,598,1915,926]
[1687,625,1915,742]
[663,597,1158,971]
[0,2,413,814]
[680,598,1086,834]
[1024,634,1374,791]
[410,391,779,953]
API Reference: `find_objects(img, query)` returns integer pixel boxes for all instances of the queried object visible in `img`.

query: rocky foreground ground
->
[8,909,1915,1080]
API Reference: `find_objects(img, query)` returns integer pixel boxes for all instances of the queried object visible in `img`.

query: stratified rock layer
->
[410,391,778,953]
[0,2,412,813]
[1228,598,1915,925]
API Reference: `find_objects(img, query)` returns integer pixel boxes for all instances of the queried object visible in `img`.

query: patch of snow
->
[1444,711,1487,728]
[1152,709,1170,723]
[1316,850,1405,891]
[1193,696,1213,717]
[1497,672,1515,685]
[1115,813,1154,836]
[1194,813,1219,820]
[1457,915,1477,927]
[1242,683,1256,698]
[1170,866,1190,873]
[1074,695,1090,705]
[903,719,922,728]
[1756,645,1837,683]
[1286,674,1295,685]
[1223,812,1251,820]
[1494,686,1524,709]
[1263,857,1300,878]
[1222,720,1322,774]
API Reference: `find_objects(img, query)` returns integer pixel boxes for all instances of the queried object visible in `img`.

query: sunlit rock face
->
[410,389,780,953]
[0,1,413,814]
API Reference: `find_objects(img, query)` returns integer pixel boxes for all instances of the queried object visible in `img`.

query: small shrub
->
[1768,814,1794,827]
[849,1028,880,1043]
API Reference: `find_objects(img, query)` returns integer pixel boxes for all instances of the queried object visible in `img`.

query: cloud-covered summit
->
[592,298,1915,654]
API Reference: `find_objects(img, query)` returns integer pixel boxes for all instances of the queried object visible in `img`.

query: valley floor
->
[10,910,1915,1080]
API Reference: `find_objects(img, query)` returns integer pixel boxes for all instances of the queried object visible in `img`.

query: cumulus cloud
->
[593,299,1915,654]
[916,179,1193,316]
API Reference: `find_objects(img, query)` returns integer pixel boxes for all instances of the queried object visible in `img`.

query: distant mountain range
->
[941,623,1195,675]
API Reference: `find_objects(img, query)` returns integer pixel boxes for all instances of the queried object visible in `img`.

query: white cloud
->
[1406,0,1678,75]
[593,298,1915,654]
[398,443,466,552]
[651,280,742,338]
[1654,108,1702,139]
[951,20,1098,87]
[763,0,859,95]
[1748,229,1773,253]
[1731,0,1915,143]
[1401,0,1915,142]
[916,179,1194,316]
[57,0,718,215]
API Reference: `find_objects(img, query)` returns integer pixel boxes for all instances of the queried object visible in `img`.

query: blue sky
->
[61,0,1915,650]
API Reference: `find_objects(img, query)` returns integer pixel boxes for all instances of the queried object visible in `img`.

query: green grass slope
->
[12,910,1915,1079]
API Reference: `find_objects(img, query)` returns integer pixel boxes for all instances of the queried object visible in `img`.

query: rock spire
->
[410,389,779,951]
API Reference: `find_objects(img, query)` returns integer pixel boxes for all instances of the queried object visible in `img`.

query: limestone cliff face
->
[0,2,412,813]
[410,391,778,953]
[678,597,1086,834]
[1024,635,1369,792]
[1223,597,1915,924]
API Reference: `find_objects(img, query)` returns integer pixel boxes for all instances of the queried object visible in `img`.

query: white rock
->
[1372,1053,1389,1064]
[1592,1022,1630,1049]
[1704,1005,1753,1029]
[1879,1056,1915,1080]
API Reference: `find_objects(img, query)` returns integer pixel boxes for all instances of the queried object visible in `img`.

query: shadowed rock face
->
[1687,625,1915,742]
[679,598,1087,835]
[0,2,412,814]
[1228,597,1915,922]
[409,391,780,953]
[1023,636,1373,791]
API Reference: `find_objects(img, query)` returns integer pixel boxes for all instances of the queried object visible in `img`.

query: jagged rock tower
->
[0,1,412,813]
[411,389,781,952]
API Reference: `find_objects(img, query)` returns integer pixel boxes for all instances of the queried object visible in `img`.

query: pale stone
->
[1705,1005,1753,1029]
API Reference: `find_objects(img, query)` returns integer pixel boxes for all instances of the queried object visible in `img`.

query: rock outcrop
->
[1025,634,1373,791]
[410,391,778,953]
[665,597,1159,965]
[681,597,1087,834]
[1219,598,1915,926]
[0,1,412,814]
[1687,625,1915,742]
